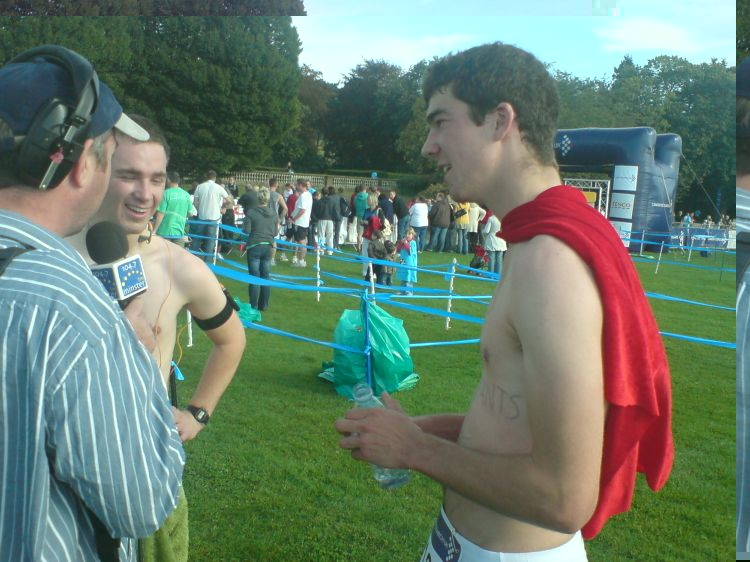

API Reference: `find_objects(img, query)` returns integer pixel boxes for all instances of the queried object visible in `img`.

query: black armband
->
[193,287,239,331]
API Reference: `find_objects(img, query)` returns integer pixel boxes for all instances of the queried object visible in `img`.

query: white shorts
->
[420,507,588,562]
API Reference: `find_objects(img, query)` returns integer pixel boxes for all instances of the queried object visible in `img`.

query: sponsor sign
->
[609,220,632,247]
[608,192,635,220]
[613,165,638,192]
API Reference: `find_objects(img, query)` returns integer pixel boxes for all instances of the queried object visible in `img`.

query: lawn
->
[175,244,735,561]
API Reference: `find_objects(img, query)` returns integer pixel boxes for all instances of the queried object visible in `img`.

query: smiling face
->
[421,86,501,205]
[95,138,168,235]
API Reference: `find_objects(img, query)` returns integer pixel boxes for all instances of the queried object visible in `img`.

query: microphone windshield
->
[86,221,129,264]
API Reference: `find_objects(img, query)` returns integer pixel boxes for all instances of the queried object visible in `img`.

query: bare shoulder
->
[503,234,603,351]
[152,237,226,315]
[505,235,598,299]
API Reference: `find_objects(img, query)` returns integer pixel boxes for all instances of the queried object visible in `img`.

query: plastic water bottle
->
[351,383,411,490]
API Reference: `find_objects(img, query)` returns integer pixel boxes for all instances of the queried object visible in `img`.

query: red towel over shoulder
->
[500,185,673,539]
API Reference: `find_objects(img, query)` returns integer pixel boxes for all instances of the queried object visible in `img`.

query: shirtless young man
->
[336,43,673,561]
[71,115,246,441]
[70,116,246,560]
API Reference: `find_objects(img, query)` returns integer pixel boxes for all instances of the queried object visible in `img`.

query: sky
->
[291,0,735,85]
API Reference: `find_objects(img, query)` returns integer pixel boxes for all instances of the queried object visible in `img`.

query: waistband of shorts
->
[438,506,586,561]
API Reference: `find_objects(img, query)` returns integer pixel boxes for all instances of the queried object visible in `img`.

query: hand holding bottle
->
[336,383,415,489]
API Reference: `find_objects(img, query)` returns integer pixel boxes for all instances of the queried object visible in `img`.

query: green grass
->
[176,245,735,561]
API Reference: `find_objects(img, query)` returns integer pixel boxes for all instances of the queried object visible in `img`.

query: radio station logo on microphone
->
[91,255,148,301]
[116,257,147,297]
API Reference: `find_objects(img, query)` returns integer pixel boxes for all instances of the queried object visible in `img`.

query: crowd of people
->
[153,168,511,305]
[676,209,734,228]
[1,41,677,562]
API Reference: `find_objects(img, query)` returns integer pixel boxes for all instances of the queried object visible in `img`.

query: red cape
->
[500,185,673,539]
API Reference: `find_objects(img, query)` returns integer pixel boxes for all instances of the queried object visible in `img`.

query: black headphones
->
[9,45,100,190]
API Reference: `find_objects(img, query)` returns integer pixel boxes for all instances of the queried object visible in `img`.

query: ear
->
[66,137,96,190]
[490,102,517,141]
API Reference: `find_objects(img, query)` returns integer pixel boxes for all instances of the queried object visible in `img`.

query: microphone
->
[86,221,148,308]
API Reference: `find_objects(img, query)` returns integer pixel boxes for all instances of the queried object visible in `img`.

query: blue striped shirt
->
[739,187,750,558]
[0,210,185,561]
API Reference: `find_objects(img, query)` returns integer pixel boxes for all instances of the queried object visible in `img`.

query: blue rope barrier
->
[410,338,480,348]
[208,263,354,294]
[645,292,735,312]
[632,257,736,273]
[191,236,734,350]
[384,299,485,325]
[241,319,365,354]
[659,331,735,349]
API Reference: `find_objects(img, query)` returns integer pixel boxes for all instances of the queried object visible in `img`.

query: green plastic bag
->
[322,300,419,398]
[234,298,262,323]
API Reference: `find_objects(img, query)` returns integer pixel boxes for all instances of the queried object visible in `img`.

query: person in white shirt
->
[468,202,487,251]
[408,196,430,252]
[483,213,506,276]
[291,178,313,267]
[191,169,232,262]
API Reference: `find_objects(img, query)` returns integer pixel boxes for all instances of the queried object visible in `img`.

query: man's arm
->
[293,202,307,223]
[173,253,246,441]
[411,413,465,442]
[336,236,605,533]
[277,193,288,217]
[153,211,165,233]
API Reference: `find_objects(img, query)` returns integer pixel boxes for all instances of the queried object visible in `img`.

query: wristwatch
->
[186,405,210,425]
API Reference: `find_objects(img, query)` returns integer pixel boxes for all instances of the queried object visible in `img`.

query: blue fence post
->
[361,290,374,390]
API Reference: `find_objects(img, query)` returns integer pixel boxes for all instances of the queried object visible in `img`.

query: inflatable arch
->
[553,127,682,251]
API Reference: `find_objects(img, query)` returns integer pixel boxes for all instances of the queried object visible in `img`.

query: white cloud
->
[294,19,476,83]
[594,17,700,54]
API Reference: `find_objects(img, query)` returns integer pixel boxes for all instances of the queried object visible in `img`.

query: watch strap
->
[186,404,210,425]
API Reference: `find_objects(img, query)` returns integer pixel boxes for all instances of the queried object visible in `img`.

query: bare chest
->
[140,245,188,377]
[459,274,532,455]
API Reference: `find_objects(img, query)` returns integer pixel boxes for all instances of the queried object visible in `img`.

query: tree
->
[659,58,735,216]
[272,64,336,171]
[0,16,303,173]
[324,60,417,172]
[0,0,305,15]
[740,0,750,62]
[555,72,616,129]
[606,55,670,131]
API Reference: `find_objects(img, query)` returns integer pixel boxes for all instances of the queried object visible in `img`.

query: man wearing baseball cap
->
[737,55,750,561]
[0,46,185,561]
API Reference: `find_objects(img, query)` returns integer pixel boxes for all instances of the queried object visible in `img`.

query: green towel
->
[138,486,189,562]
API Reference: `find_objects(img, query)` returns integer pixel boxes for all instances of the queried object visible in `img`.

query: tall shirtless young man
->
[336,42,672,562]
[70,116,246,561]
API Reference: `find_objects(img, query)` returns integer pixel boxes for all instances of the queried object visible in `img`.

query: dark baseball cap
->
[0,55,148,154]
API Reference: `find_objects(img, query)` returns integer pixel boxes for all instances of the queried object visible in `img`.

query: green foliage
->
[178,248,733,561]
[651,57,735,216]
[556,55,734,217]
[380,173,435,197]
[554,72,616,130]
[0,19,734,216]
[740,0,750,62]
[324,60,419,173]
[396,96,435,174]
[274,65,336,172]
[0,0,306,15]
[0,16,302,174]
